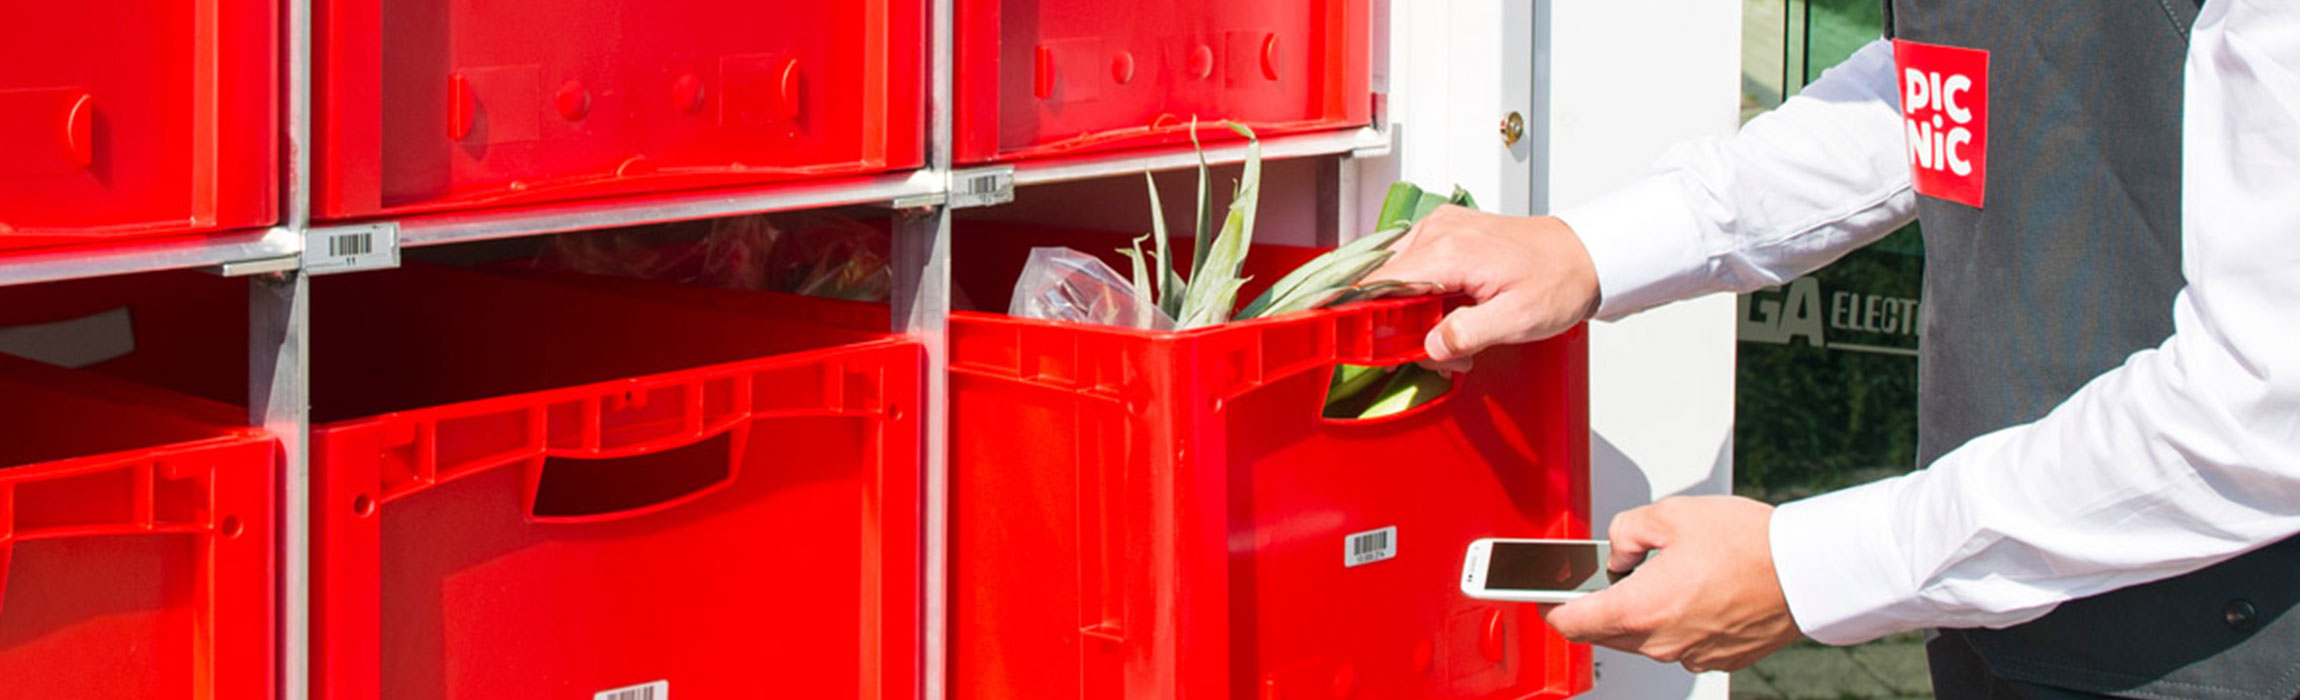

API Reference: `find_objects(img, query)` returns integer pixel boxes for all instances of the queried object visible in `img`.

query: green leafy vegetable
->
[1189,117,1216,281]
[1238,226,1409,319]
[1119,234,1157,328]
[1173,122,1262,329]
[1144,172,1188,319]
[1358,366,1452,419]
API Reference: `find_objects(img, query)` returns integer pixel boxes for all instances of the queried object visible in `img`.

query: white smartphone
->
[1459,538,1623,603]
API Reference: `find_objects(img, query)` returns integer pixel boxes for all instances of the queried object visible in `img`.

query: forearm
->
[1561,39,1917,320]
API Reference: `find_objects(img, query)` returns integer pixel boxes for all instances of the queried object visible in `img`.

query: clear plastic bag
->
[774,213,892,302]
[1008,247,1175,331]
[537,211,893,303]
[538,219,735,285]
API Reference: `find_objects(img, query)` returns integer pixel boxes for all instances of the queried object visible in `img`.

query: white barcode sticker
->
[595,680,668,700]
[948,166,1015,208]
[303,222,401,275]
[1344,526,1398,567]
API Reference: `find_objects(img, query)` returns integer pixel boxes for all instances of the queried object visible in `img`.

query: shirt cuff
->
[1552,173,1714,321]
[1769,476,1928,645]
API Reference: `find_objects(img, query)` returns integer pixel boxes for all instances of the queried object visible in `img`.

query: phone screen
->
[1484,541,1609,593]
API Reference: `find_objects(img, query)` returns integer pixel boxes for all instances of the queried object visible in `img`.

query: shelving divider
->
[252,270,311,700]
[273,0,315,691]
[910,2,957,699]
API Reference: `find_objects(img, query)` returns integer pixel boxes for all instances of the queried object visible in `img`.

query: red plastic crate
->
[954,0,1372,164]
[0,0,277,250]
[945,224,1592,700]
[0,265,922,700]
[0,354,277,700]
[314,0,927,219]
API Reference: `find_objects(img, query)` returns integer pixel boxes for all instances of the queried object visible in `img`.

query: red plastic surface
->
[945,224,1593,699]
[0,0,277,250]
[954,0,1372,164]
[315,0,927,219]
[0,354,277,700]
[0,265,922,700]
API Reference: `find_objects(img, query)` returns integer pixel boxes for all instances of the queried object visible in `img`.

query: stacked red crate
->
[944,224,1593,700]
[0,266,924,699]
[315,0,928,218]
[0,355,277,699]
[0,0,276,251]
[954,0,1374,163]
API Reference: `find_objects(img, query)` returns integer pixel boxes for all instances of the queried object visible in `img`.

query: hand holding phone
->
[1459,538,1642,604]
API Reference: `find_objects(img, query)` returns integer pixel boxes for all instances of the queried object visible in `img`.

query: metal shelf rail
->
[0,227,301,288]
[0,0,1389,698]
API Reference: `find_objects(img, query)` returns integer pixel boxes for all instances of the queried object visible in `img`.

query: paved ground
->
[1730,634,1933,699]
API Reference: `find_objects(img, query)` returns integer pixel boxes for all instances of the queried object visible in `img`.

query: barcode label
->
[961,173,1004,194]
[1345,526,1398,568]
[327,232,373,257]
[595,680,668,700]
[303,223,400,274]
[948,166,1015,208]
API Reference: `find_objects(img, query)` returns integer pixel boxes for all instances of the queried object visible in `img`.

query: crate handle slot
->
[1316,359,1458,423]
[527,429,743,523]
[1326,297,1450,366]
[1301,298,1465,422]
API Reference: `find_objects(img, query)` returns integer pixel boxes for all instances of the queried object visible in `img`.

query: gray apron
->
[1883,1,2300,698]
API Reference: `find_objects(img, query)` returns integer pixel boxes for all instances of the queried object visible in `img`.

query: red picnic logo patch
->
[1894,39,1989,209]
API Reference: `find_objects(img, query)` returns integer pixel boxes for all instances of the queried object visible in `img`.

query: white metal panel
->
[1367,1,1535,218]
[1370,5,1739,695]
[1537,2,1743,698]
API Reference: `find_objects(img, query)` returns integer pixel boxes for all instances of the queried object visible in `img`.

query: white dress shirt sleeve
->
[1769,0,2300,645]
[1556,39,1918,321]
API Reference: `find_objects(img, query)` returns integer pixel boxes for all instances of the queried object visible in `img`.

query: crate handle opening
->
[1317,360,1457,422]
[528,430,742,523]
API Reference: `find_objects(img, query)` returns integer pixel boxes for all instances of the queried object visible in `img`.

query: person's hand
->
[1364,207,1601,372]
[1543,495,1805,673]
